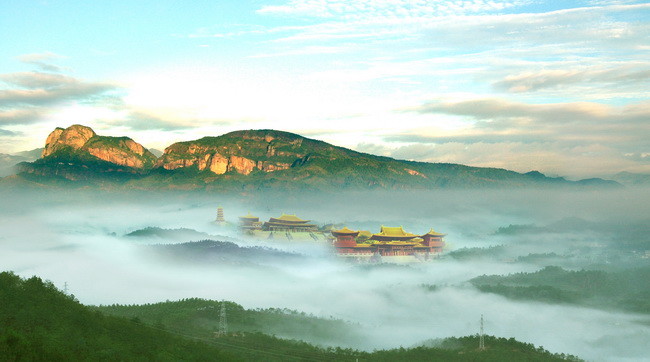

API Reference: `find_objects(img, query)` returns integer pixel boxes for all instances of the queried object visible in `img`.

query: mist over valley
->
[2,1,650,359]
[1,186,648,361]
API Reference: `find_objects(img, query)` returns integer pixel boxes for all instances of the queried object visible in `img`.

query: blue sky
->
[1,0,649,178]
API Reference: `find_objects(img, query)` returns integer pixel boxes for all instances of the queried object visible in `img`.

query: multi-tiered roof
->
[369,226,418,241]
[263,214,317,231]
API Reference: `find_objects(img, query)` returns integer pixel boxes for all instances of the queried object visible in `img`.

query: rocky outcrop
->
[42,125,96,157]
[405,168,427,178]
[41,125,157,170]
[156,130,323,175]
[159,152,284,175]
[228,156,255,175]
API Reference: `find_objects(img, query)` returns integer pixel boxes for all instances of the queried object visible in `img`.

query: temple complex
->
[332,226,445,261]
[262,214,318,232]
[237,213,324,241]
[231,209,447,256]
[239,213,262,232]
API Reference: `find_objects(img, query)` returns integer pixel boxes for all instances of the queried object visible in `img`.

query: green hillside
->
[154,129,599,190]
[0,271,582,361]
[96,298,360,348]
[7,127,621,190]
[0,271,236,361]
[470,265,650,313]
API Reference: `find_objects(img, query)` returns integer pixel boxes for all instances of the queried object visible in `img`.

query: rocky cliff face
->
[156,130,322,175]
[41,125,157,169]
[42,125,96,157]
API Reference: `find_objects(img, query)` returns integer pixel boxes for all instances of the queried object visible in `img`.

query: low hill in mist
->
[7,124,621,191]
[125,227,240,243]
[471,265,650,314]
[0,148,42,177]
[144,240,303,266]
[1,271,582,361]
[611,171,650,187]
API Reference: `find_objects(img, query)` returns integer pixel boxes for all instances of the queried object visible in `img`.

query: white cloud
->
[16,52,66,72]
[356,140,650,178]
[258,0,532,19]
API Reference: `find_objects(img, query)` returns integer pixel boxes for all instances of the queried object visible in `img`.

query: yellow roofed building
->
[331,225,446,261]
[262,214,318,232]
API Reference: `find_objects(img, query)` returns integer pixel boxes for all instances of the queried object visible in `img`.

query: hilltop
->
[6,125,620,190]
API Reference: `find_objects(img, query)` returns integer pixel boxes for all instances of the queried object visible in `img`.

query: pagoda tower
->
[215,207,225,224]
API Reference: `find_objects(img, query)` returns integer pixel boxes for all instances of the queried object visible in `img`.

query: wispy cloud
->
[356,139,649,178]
[17,52,66,73]
[104,107,231,132]
[377,97,650,176]
[258,2,650,47]
[0,128,17,136]
[257,0,532,19]
[0,55,119,127]
[493,63,650,93]
[410,98,613,123]
[0,109,48,125]
[0,72,116,108]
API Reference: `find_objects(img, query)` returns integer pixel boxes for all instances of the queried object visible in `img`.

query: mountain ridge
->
[6,125,621,190]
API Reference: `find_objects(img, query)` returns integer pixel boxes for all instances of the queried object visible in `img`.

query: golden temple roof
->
[375,226,417,237]
[358,230,372,238]
[270,214,309,223]
[239,213,259,220]
[331,227,359,235]
[369,226,418,241]
[384,241,418,245]
[421,228,446,237]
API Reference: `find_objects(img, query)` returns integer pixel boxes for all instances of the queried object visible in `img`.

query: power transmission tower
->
[219,301,228,336]
[63,282,68,295]
[479,314,485,350]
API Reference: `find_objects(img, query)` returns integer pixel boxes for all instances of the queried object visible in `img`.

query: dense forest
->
[96,298,360,347]
[0,271,583,361]
[471,265,650,313]
[0,271,236,361]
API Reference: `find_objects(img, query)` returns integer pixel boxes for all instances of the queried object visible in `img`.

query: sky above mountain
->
[1,0,649,178]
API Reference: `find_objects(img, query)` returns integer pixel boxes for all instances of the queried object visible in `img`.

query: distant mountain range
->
[0,148,42,177]
[2,124,624,190]
[610,171,650,187]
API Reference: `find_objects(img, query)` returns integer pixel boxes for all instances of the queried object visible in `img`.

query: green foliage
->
[0,271,583,361]
[471,265,650,313]
[95,298,358,347]
[446,245,507,260]
[516,253,564,263]
[371,335,582,362]
[84,136,157,169]
[14,128,622,191]
[0,271,236,361]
